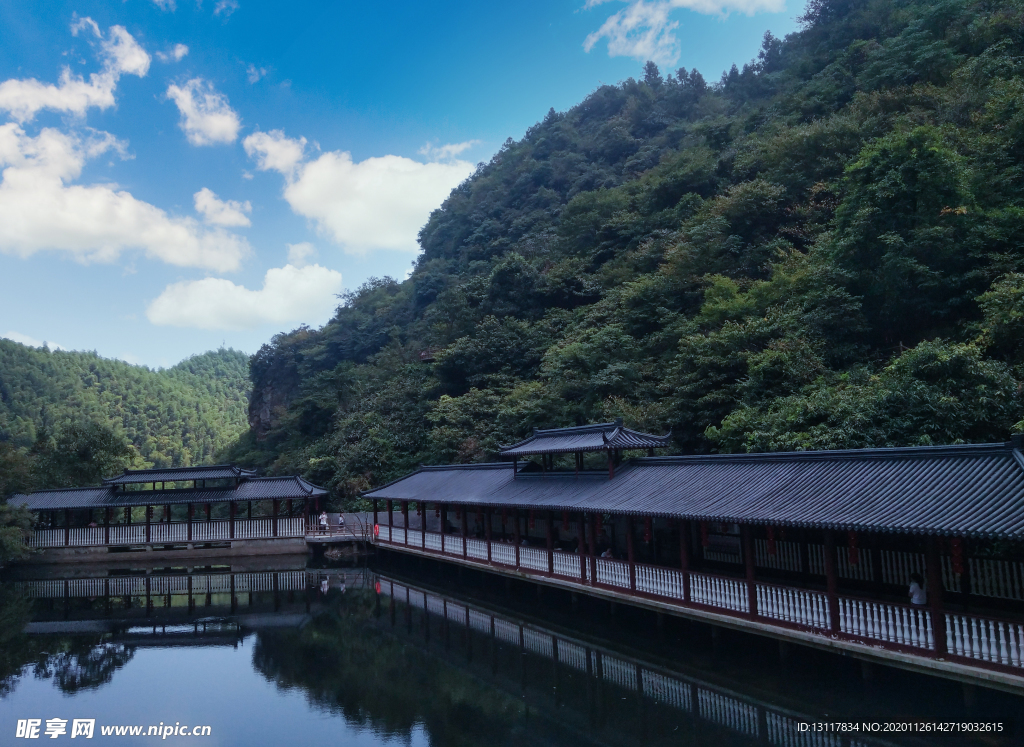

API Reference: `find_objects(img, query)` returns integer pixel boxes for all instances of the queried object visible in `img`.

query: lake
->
[1,553,1021,746]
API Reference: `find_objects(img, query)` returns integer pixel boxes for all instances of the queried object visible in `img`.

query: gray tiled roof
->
[499,421,672,457]
[8,476,326,511]
[104,465,256,484]
[364,442,1024,539]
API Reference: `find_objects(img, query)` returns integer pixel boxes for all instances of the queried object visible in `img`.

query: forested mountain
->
[228,0,1024,505]
[0,342,250,468]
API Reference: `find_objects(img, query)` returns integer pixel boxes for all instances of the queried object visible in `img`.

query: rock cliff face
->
[247,330,312,440]
[248,382,289,440]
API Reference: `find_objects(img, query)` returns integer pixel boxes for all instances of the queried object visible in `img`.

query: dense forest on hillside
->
[228,0,1024,505]
[0,342,250,471]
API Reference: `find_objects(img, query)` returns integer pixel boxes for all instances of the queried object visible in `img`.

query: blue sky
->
[0,0,798,368]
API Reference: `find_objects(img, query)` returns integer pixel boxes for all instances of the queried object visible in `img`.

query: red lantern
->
[700,521,709,548]
[562,510,569,531]
[373,524,379,536]
[643,517,652,543]
[766,526,777,557]
[848,530,859,566]
[375,581,381,594]
[529,510,535,530]
[951,536,965,575]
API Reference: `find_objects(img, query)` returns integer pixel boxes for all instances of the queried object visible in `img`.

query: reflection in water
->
[0,563,1021,747]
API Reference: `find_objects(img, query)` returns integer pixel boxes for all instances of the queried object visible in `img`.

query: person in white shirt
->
[908,573,927,605]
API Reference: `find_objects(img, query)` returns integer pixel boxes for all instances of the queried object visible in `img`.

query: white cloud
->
[286,241,316,267]
[243,130,305,175]
[194,187,251,227]
[418,140,480,161]
[156,44,189,63]
[166,78,241,146]
[146,263,343,330]
[2,331,64,350]
[214,0,240,17]
[151,0,176,9]
[584,0,784,66]
[245,64,268,83]
[0,123,248,271]
[0,20,150,122]
[244,129,474,254]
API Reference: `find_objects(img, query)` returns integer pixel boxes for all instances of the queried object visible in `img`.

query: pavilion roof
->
[103,464,256,485]
[8,475,326,511]
[498,420,672,457]
[364,441,1024,540]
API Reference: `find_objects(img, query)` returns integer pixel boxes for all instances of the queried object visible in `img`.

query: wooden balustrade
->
[946,613,1024,668]
[838,597,934,650]
[27,517,306,548]
[755,583,830,630]
[690,572,749,613]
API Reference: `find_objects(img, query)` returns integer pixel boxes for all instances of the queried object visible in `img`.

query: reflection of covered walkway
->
[374,573,908,747]
[366,427,1024,691]
[15,568,370,625]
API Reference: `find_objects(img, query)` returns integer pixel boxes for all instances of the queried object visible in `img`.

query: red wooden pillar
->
[387,500,393,541]
[403,501,410,547]
[579,513,588,584]
[588,513,598,585]
[461,506,468,558]
[64,509,70,546]
[485,507,492,562]
[187,504,193,541]
[546,511,554,575]
[145,506,151,544]
[627,516,636,592]
[823,530,840,633]
[272,500,279,538]
[440,503,446,553]
[229,502,236,539]
[679,519,691,602]
[925,537,948,654]
[742,524,758,617]
[513,509,521,568]
[372,500,378,533]
[206,503,211,522]
[104,508,111,545]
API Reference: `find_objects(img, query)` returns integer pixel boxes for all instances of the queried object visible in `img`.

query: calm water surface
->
[1,555,1022,747]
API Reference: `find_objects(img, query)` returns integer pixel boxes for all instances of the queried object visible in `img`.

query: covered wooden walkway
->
[365,429,1024,691]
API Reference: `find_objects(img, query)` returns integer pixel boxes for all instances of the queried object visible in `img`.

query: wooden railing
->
[373,527,1024,676]
[755,582,830,630]
[27,517,306,548]
[838,597,934,650]
[946,612,1024,667]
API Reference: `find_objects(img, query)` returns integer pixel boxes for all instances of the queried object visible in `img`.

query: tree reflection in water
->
[32,641,135,693]
[0,584,135,696]
[251,590,530,747]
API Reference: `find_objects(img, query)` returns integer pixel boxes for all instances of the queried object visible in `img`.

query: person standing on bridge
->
[319,511,328,534]
[908,573,927,605]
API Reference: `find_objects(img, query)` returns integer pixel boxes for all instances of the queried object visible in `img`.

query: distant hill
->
[236,0,1024,503]
[0,341,251,467]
